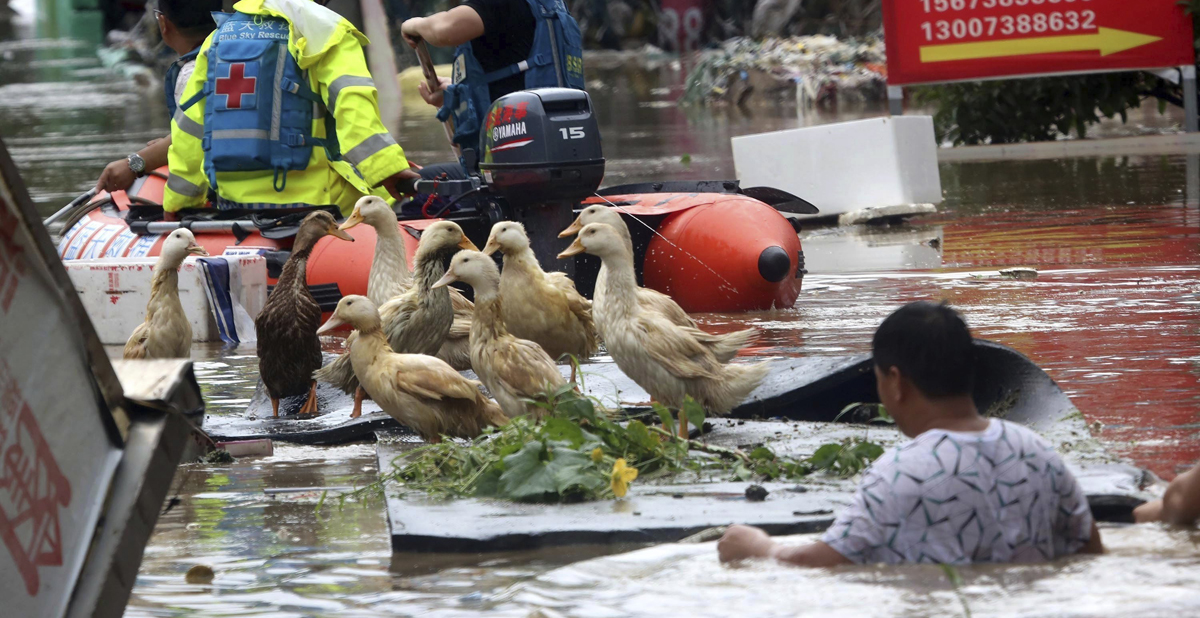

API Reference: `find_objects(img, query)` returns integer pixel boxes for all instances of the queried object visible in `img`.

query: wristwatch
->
[127,153,146,177]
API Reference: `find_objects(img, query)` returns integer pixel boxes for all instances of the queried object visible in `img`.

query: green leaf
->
[733,463,753,481]
[680,153,692,165]
[833,402,863,423]
[809,443,843,470]
[547,381,577,401]
[653,403,676,434]
[542,417,586,447]
[682,396,705,431]
[625,420,661,453]
[474,466,502,497]
[750,446,775,461]
[498,441,557,499]
[851,441,885,463]
[557,395,601,426]
[546,444,606,495]
[871,407,894,425]
[497,440,606,502]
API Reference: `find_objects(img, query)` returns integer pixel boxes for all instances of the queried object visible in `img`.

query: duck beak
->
[457,236,479,251]
[557,237,585,259]
[339,209,364,231]
[328,226,355,242]
[559,216,583,238]
[481,239,501,255]
[187,243,210,257]
[432,269,457,289]
[317,314,345,335]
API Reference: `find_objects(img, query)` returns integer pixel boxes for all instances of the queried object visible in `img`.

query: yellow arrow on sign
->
[920,27,1162,63]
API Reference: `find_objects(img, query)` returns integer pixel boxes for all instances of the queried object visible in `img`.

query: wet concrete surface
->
[4,23,1200,618]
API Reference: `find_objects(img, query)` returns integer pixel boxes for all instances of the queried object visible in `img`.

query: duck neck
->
[348,322,390,365]
[277,250,308,294]
[368,222,412,303]
[148,263,180,311]
[374,222,411,280]
[412,248,451,310]
[600,251,639,318]
[502,245,542,276]
[470,284,507,342]
[612,219,636,256]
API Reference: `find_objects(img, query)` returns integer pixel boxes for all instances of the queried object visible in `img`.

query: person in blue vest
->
[399,0,585,215]
[94,0,224,194]
[164,0,419,215]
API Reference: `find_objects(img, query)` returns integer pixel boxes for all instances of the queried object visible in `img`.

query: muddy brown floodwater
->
[3,22,1199,618]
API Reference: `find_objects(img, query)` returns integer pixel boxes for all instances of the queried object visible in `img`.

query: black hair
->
[872,301,975,398]
[158,0,223,37]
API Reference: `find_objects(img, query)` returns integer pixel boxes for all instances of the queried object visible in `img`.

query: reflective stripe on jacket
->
[165,0,407,214]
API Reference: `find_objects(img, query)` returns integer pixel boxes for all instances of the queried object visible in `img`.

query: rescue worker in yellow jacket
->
[165,0,418,215]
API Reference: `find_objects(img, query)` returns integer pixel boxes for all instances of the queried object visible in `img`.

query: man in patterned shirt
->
[718,301,1104,566]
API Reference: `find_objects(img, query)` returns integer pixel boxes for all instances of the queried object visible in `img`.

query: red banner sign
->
[882,0,1196,86]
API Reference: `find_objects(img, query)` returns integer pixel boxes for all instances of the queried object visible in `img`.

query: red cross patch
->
[216,63,257,109]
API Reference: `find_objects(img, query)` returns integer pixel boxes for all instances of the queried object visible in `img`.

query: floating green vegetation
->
[984,389,1020,419]
[336,388,888,506]
[940,564,973,618]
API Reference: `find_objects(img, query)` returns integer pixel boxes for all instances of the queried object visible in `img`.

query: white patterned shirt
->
[822,419,1094,564]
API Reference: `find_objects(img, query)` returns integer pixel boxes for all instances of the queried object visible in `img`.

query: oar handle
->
[414,40,462,159]
[415,41,441,92]
[44,187,98,227]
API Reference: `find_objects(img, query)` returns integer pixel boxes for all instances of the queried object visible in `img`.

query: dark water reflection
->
[3,26,1200,618]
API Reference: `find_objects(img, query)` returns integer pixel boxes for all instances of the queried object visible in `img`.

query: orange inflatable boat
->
[54,89,815,314]
[55,174,808,313]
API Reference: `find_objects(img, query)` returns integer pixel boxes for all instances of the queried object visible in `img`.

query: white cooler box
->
[65,255,267,346]
[732,116,943,217]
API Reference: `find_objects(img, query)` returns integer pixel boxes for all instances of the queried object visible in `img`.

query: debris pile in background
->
[682,35,887,107]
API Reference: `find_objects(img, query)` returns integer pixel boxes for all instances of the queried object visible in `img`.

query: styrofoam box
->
[732,116,943,216]
[65,256,267,345]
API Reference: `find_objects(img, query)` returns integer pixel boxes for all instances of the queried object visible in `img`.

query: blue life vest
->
[437,0,585,159]
[164,47,200,121]
[180,11,338,195]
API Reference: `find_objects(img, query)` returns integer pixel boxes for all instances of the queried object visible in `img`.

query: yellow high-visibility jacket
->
[164,0,407,214]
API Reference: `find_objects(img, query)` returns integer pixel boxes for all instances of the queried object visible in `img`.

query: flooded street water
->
[3,19,1200,618]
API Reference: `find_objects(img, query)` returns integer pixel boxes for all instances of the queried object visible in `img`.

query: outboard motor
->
[477,88,605,274]
[478,88,605,204]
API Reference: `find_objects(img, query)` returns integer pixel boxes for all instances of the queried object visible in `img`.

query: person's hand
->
[418,76,451,108]
[400,17,426,49]
[1134,498,1164,523]
[384,167,423,200]
[717,525,777,564]
[95,159,136,194]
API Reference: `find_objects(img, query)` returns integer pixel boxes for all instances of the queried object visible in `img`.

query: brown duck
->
[256,211,354,418]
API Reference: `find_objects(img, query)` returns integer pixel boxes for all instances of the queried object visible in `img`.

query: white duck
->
[341,195,412,304]
[483,221,598,379]
[123,228,209,359]
[560,204,755,363]
[434,250,565,419]
[338,195,474,370]
[315,221,476,417]
[318,295,507,442]
[559,223,769,436]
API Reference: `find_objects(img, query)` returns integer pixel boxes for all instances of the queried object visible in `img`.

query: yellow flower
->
[610,458,638,498]
[591,447,604,463]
